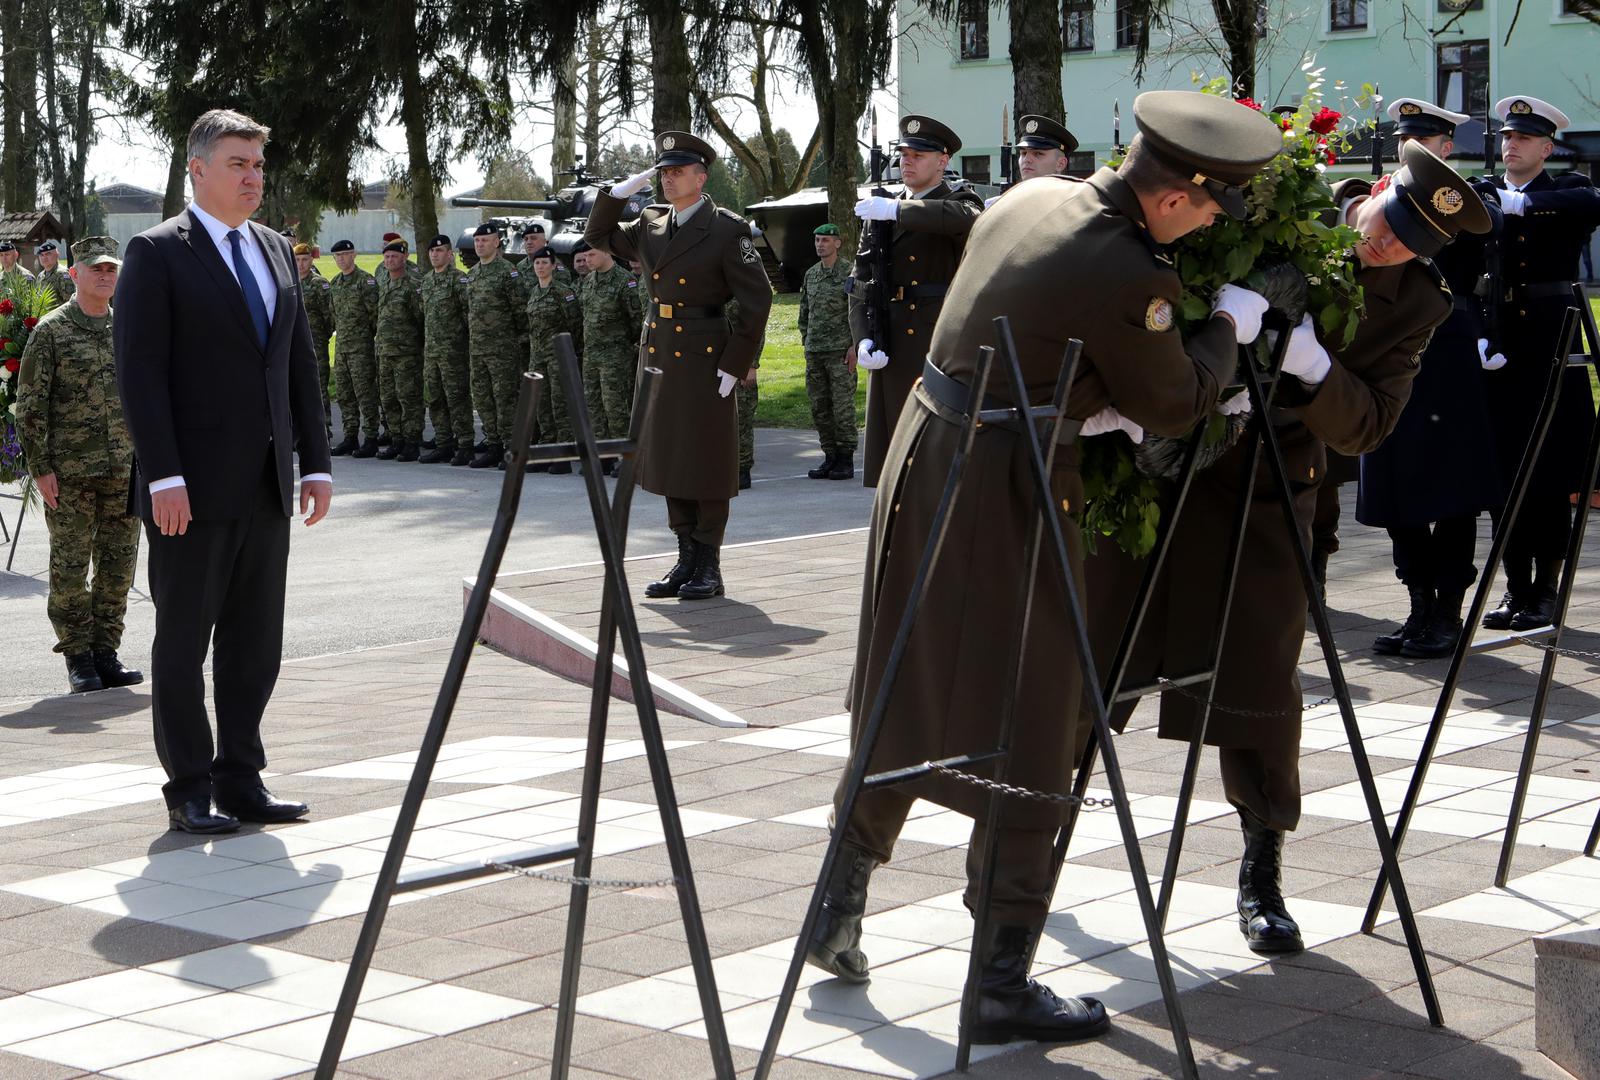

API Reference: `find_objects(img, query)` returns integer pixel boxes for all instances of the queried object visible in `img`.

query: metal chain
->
[485,860,680,891]
[1517,637,1600,662]
[1154,677,1334,719]
[925,761,1115,809]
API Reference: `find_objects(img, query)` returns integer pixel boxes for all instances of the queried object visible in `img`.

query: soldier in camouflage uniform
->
[0,240,35,291]
[465,222,530,468]
[294,242,335,439]
[523,223,575,286]
[799,223,856,480]
[420,234,474,465]
[327,239,381,456]
[736,360,758,489]
[13,236,143,694]
[373,239,427,461]
[575,240,642,454]
[525,245,583,474]
[34,240,75,306]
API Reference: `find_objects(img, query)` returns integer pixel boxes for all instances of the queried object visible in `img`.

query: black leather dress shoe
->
[169,799,240,834]
[966,923,1110,1044]
[216,786,309,823]
[92,648,144,687]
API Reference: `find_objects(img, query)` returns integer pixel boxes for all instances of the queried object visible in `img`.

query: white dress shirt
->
[669,197,706,230]
[149,202,330,494]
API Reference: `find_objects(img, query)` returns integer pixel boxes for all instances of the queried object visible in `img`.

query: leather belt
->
[919,359,1083,445]
[654,301,723,320]
[1511,281,1576,303]
[892,283,947,302]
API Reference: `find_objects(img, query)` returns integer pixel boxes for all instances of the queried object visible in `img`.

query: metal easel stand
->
[1,476,32,571]
[755,318,1204,1080]
[1049,313,1443,1026]
[315,334,736,1080]
[1365,288,1598,924]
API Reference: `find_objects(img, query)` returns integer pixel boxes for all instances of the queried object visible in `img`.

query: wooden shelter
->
[0,211,66,271]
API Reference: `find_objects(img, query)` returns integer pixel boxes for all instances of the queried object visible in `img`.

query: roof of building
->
[0,210,64,243]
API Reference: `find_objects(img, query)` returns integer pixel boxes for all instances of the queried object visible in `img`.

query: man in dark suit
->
[115,109,332,835]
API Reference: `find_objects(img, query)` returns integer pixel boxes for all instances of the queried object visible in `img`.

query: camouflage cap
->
[813,223,840,236]
[71,235,121,267]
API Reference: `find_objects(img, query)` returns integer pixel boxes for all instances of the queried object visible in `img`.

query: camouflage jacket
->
[0,265,36,294]
[36,267,75,307]
[526,277,583,369]
[577,263,642,351]
[799,257,852,352]
[15,301,131,478]
[374,270,425,355]
[299,271,334,345]
[421,266,470,355]
[329,267,380,351]
[465,256,529,352]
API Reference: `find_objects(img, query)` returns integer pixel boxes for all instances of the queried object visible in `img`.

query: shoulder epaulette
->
[715,206,747,223]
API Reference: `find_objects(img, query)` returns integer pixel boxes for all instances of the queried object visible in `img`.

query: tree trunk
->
[808,5,867,258]
[581,21,602,165]
[15,0,41,208]
[1213,0,1258,99]
[551,45,579,182]
[392,0,438,252]
[42,0,66,231]
[646,4,692,133]
[1009,0,1064,122]
[162,128,187,219]
[2,0,26,209]
[68,19,93,242]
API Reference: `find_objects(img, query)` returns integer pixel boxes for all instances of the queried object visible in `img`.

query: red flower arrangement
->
[22,317,38,329]
[1309,107,1343,135]
[1236,97,1263,112]
[0,299,13,316]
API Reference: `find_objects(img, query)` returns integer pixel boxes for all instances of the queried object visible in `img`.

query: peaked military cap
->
[35,239,58,255]
[0,241,15,253]
[1381,138,1491,258]
[895,115,960,156]
[428,233,452,250]
[472,222,500,238]
[814,223,840,236]
[292,242,311,256]
[71,235,121,267]
[1495,95,1570,138]
[1016,115,1079,155]
[653,131,716,169]
[521,221,546,236]
[382,238,408,254]
[330,239,355,253]
[1131,90,1284,220]
[1388,98,1470,139]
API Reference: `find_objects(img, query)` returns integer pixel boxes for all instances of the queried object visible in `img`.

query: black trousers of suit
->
[145,450,288,809]
[1387,517,1479,593]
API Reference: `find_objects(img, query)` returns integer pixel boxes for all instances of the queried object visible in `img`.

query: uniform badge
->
[905,119,922,134]
[1510,99,1532,115]
[739,236,759,264]
[564,293,576,301]
[662,135,676,150]
[1399,102,1422,116]
[1431,188,1464,215]
[1145,297,1173,332]
[1025,119,1039,133]
[509,270,519,277]
[625,279,637,287]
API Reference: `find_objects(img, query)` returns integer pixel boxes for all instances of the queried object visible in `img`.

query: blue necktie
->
[227,229,270,350]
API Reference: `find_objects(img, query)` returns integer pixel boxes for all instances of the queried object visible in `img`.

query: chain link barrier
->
[1517,636,1600,663]
[485,859,680,891]
[924,760,1116,809]
[1153,677,1334,719]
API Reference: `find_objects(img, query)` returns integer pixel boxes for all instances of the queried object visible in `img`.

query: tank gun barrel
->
[449,196,564,212]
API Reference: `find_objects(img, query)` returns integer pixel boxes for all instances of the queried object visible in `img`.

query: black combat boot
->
[804,842,881,983]
[828,453,855,481]
[449,446,473,466]
[807,453,835,480]
[603,458,618,477]
[679,543,725,600]
[376,442,401,460]
[1237,812,1303,953]
[1484,562,1531,630]
[65,653,103,694]
[472,439,489,454]
[421,438,436,450]
[469,442,502,469]
[548,461,572,475]
[965,923,1110,1044]
[645,535,697,599]
[1373,585,1432,656]
[351,438,379,459]
[92,648,143,687]
[1510,558,1561,631]
[376,429,392,447]
[396,442,420,462]
[1402,588,1466,658]
[330,434,358,456]
[738,467,752,490]
[419,441,454,464]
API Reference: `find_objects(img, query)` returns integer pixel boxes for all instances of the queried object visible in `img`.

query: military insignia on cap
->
[1510,100,1532,115]
[1145,297,1173,333]
[1431,188,1464,215]
[662,135,676,149]
[906,119,922,134]
[1025,119,1039,133]
[1399,102,1422,116]
[739,235,759,264]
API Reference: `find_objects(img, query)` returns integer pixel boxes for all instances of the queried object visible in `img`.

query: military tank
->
[450,164,654,269]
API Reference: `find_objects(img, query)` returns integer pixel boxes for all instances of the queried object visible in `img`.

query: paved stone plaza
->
[1,485,1598,1079]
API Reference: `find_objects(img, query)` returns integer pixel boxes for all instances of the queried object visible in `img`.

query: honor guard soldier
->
[0,239,35,290]
[1091,140,1488,957]
[815,92,1284,1044]
[326,239,382,457]
[14,237,144,693]
[585,130,773,600]
[35,240,75,306]
[525,244,583,473]
[373,238,427,460]
[1358,100,1504,658]
[420,234,474,465]
[850,114,983,487]
[986,115,1081,207]
[293,242,335,440]
[1479,96,1600,632]
[465,222,531,468]
[799,223,857,480]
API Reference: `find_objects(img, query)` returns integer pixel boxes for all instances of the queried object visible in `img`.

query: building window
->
[1437,41,1490,118]
[1066,151,1097,176]
[961,155,992,185]
[1115,0,1138,48]
[1561,0,1596,15]
[1437,0,1482,12]
[1064,0,1095,51]
[958,0,989,60]
[1329,0,1368,30]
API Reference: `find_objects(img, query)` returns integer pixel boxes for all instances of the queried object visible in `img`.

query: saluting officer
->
[1089,141,1489,957]
[35,240,75,305]
[850,114,984,487]
[813,92,1283,1046]
[1479,96,1600,632]
[1358,100,1504,659]
[585,131,773,601]
[985,115,1079,207]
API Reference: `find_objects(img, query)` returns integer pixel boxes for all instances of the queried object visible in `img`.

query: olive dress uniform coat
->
[845,171,1238,829]
[586,193,773,500]
[849,180,984,487]
[1087,181,1451,756]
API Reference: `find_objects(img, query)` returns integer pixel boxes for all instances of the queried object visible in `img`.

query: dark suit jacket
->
[115,208,332,521]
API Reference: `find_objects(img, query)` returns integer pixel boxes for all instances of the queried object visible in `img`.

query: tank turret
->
[450,163,652,267]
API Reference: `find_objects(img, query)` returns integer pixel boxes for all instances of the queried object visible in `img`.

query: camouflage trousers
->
[334,340,381,442]
[486,344,532,451]
[582,345,636,440]
[530,349,572,444]
[737,376,759,471]
[311,334,333,437]
[469,349,498,445]
[378,351,426,445]
[805,349,858,455]
[44,472,140,655]
[424,346,472,449]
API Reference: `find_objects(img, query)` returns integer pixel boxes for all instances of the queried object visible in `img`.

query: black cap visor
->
[654,151,705,168]
[1195,174,1250,220]
[1382,183,1448,259]
[895,136,948,154]
[1501,116,1557,138]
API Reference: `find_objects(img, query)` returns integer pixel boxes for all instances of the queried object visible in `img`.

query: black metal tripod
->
[314,335,736,1080]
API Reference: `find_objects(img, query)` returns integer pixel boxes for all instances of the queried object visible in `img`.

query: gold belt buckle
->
[893,286,905,302]
[658,303,674,319]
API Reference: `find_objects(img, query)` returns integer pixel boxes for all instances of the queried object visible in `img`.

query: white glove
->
[857,338,890,371]
[1080,406,1145,444]
[983,195,1001,209]
[612,166,656,199]
[1499,188,1528,217]
[854,196,900,222]
[1282,314,1332,384]
[1217,391,1253,417]
[716,370,737,397]
[1478,338,1508,370]
[1212,284,1270,345]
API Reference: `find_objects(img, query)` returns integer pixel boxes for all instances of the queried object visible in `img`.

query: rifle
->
[998,105,1014,189]
[1371,84,1383,178]
[854,109,894,353]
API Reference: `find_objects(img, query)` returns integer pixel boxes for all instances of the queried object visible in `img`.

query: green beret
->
[814,223,840,236]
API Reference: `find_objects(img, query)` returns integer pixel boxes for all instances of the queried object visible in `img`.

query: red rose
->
[1309,107,1342,135]
[0,299,13,315]
[22,317,37,329]
[1237,97,1262,111]
[1326,149,1339,166]
[0,338,10,350]
[3,358,18,374]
